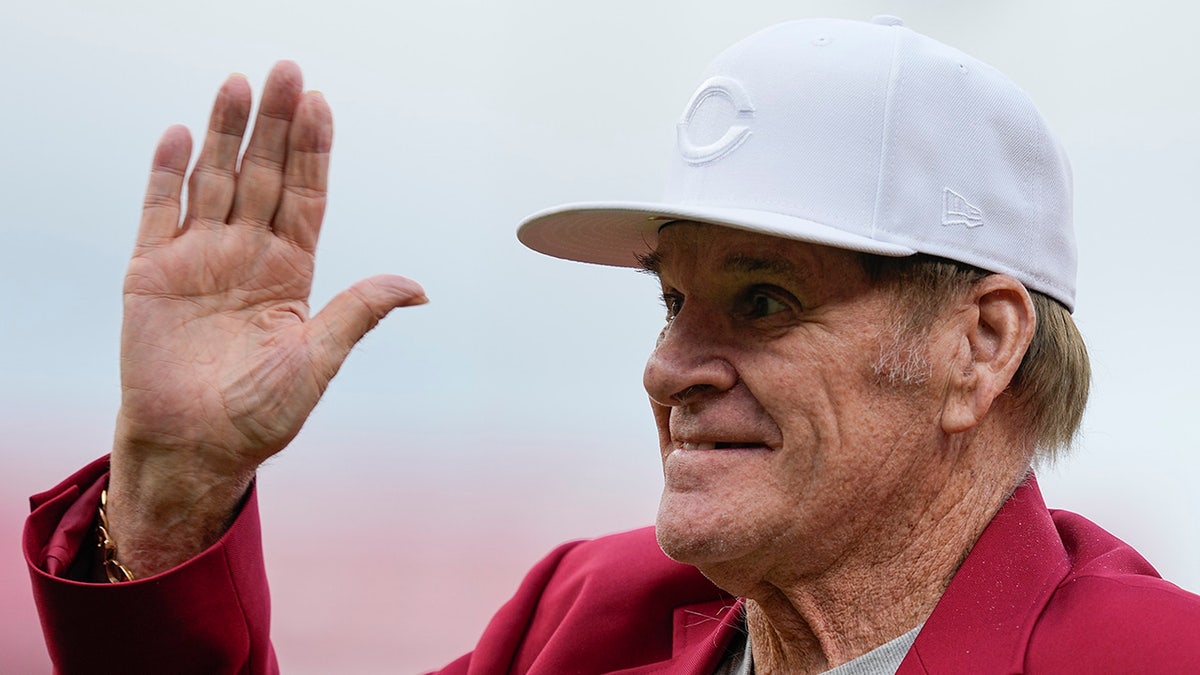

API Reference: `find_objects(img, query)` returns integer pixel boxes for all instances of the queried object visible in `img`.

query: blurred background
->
[2,0,1197,672]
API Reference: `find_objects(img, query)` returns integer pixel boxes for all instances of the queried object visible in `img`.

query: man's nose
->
[642,307,737,407]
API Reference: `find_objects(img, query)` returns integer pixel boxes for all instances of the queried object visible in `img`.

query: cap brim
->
[517,201,917,268]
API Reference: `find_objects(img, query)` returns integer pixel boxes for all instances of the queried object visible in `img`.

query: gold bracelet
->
[97,489,136,583]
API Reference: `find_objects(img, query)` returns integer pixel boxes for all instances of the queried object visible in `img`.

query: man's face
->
[643,223,952,585]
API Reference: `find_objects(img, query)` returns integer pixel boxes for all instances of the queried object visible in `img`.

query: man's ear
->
[940,275,1036,435]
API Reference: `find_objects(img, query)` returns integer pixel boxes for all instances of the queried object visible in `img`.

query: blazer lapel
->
[611,598,742,674]
[898,476,1071,674]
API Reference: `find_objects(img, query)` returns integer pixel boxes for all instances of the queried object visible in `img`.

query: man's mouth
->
[677,441,770,451]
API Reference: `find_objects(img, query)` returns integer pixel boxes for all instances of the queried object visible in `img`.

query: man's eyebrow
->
[720,253,800,277]
[636,250,808,280]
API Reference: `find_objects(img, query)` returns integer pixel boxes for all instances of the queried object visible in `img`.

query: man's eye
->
[743,290,790,318]
[660,292,683,320]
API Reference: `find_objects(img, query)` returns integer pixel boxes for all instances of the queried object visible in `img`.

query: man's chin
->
[655,526,705,565]
[656,519,772,597]
[655,504,738,567]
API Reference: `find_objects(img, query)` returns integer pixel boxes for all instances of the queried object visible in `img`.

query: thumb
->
[307,274,427,380]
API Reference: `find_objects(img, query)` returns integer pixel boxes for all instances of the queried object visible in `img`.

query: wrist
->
[106,441,255,578]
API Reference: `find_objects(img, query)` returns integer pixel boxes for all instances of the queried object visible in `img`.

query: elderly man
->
[24,16,1200,674]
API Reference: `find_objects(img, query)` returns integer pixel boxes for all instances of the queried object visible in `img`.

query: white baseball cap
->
[517,16,1077,310]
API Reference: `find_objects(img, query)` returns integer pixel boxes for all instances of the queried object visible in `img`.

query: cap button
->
[870,15,904,26]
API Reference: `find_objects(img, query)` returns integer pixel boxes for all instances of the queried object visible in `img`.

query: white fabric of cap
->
[517,17,1077,310]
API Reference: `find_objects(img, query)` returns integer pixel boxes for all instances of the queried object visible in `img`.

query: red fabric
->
[26,462,1200,674]
[25,457,277,675]
[897,477,1200,673]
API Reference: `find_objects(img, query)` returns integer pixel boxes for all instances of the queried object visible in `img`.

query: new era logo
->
[943,188,983,228]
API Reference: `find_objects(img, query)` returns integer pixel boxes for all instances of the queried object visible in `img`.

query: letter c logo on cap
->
[677,76,756,166]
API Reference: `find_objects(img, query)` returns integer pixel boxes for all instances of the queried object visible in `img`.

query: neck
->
[732,437,1030,673]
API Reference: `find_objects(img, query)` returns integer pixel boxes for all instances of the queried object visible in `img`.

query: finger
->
[182,74,252,229]
[306,275,428,381]
[272,91,332,252]
[136,125,193,248]
[229,61,304,229]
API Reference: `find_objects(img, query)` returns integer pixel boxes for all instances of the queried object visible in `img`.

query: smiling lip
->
[676,441,772,451]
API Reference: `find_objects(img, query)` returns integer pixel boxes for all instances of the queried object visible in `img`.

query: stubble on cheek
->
[868,308,938,389]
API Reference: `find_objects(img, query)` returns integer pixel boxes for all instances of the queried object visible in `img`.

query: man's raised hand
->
[106,62,426,578]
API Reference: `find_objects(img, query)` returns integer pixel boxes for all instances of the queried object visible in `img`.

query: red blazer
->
[25,458,1200,673]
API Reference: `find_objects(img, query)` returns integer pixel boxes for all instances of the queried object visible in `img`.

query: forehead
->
[645,222,866,286]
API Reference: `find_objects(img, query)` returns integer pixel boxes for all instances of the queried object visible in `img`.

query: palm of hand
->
[120,224,322,468]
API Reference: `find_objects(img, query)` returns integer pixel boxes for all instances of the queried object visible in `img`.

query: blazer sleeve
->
[24,456,278,675]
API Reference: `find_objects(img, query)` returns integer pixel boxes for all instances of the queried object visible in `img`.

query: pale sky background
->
[2,1,1197,672]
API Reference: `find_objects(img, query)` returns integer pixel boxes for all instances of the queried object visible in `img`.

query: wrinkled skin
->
[108,62,427,577]
[641,223,1037,672]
